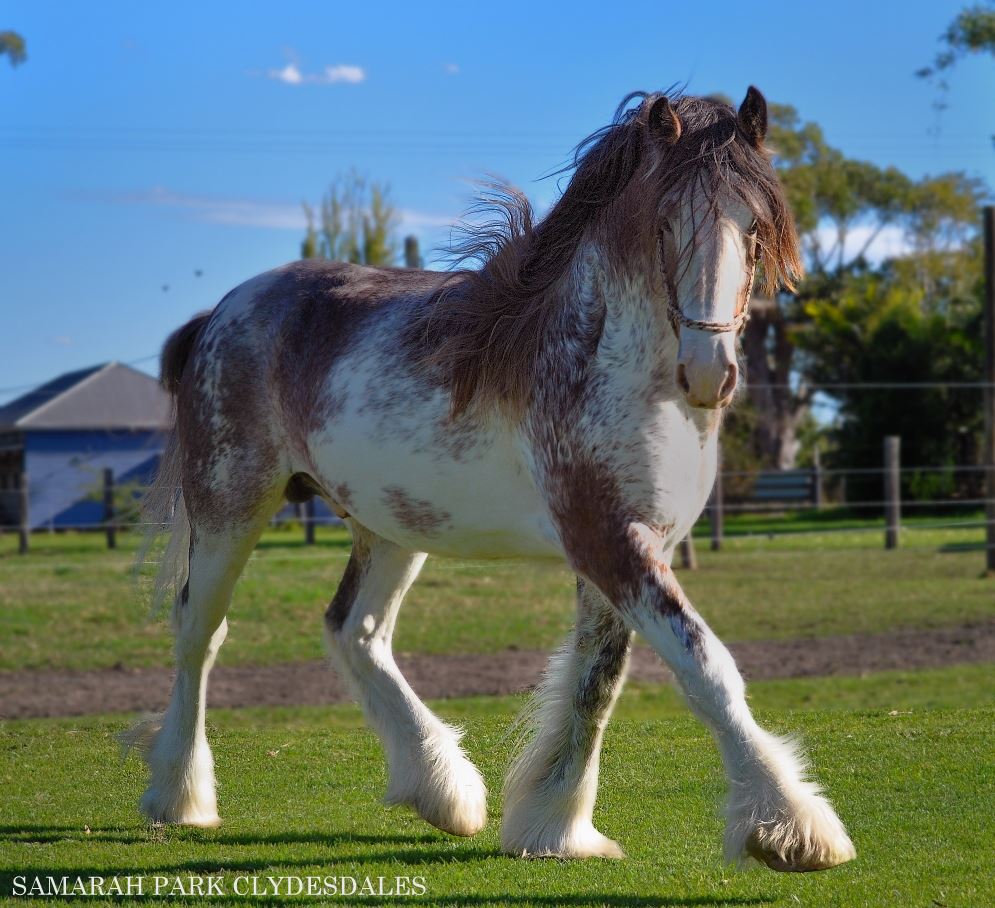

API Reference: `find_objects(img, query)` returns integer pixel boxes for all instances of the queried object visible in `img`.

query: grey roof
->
[0,362,171,431]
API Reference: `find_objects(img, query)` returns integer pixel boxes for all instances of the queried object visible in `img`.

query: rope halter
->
[666,259,756,336]
[667,300,750,334]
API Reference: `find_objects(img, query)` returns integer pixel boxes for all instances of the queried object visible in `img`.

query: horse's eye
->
[747,220,759,238]
[661,221,675,236]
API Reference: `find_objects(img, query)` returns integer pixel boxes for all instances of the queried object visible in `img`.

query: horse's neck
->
[548,244,720,443]
[568,245,676,392]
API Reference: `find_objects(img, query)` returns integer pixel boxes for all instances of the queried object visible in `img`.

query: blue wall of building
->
[24,429,165,528]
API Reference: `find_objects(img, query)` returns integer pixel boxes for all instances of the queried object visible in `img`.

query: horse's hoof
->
[385,726,488,837]
[139,789,221,828]
[744,826,856,873]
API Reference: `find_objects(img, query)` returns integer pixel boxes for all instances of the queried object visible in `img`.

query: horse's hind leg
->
[325,520,487,837]
[502,579,631,858]
[125,514,271,826]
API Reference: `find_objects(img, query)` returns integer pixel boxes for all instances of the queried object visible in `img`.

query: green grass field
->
[1,516,992,673]
[2,517,993,905]
[2,671,993,907]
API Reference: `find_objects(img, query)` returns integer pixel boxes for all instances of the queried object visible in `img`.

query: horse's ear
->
[738,86,768,148]
[647,95,681,145]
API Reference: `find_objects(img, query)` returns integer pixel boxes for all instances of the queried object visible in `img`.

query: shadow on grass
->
[938,541,987,553]
[0,827,776,905]
[0,867,770,906]
[0,825,439,848]
[0,825,500,868]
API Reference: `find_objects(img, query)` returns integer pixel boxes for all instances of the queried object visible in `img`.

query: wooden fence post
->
[304,498,315,545]
[884,436,901,549]
[18,471,29,554]
[103,467,116,549]
[404,235,421,269]
[812,447,824,509]
[710,447,724,551]
[983,205,995,574]
[678,534,698,570]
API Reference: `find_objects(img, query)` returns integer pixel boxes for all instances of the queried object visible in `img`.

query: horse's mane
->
[416,90,802,418]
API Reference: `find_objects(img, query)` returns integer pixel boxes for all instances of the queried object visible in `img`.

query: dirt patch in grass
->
[1,620,992,719]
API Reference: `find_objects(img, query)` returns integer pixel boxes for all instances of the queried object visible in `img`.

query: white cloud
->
[321,64,365,84]
[398,209,457,229]
[266,58,365,86]
[443,63,460,75]
[114,187,305,229]
[268,62,304,85]
[93,187,455,234]
[812,222,911,265]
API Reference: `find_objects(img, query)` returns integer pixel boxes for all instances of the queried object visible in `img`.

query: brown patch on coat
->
[265,260,447,463]
[324,531,371,632]
[548,455,701,654]
[382,486,452,535]
[574,582,632,720]
[175,313,283,532]
[550,456,635,604]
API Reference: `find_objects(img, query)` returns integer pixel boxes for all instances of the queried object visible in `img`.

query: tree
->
[797,241,986,503]
[301,204,320,260]
[917,2,995,133]
[0,30,26,67]
[300,171,400,266]
[737,100,986,469]
[917,2,995,80]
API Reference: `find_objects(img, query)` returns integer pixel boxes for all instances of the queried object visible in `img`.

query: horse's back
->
[173,260,444,526]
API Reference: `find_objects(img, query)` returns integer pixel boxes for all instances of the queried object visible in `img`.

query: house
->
[0,362,170,529]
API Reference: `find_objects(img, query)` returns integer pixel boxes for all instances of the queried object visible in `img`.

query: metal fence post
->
[404,235,421,269]
[710,447,724,552]
[18,471,29,554]
[884,436,901,549]
[103,467,116,549]
[983,205,995,574]
[304,498,315,545]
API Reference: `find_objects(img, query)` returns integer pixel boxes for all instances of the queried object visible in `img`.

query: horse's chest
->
[578,395,718,537]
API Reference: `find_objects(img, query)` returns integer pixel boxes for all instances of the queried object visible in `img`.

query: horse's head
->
[637,88,801,409]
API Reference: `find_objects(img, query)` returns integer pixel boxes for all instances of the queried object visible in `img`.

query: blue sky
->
[1,0,992,402]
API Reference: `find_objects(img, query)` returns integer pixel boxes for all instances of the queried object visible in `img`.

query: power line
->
[1,123,990,143]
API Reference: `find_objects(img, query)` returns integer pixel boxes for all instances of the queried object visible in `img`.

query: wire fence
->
[1,455,992,567]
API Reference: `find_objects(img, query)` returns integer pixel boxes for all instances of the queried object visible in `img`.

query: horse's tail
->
[137,312,212,618]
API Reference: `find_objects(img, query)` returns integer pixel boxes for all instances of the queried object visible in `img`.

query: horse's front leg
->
[575,522,856,872]
[502,578,631,858]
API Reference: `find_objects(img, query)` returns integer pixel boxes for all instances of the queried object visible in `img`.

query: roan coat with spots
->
[123,88,856,875]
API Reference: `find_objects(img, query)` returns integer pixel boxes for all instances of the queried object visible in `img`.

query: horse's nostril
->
[719,363,738,400]
[676,364,690,394]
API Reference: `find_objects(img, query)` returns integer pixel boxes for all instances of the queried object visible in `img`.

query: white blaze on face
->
[669,188,755,409]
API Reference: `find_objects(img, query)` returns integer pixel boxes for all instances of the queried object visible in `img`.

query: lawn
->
[1,667,993,907]
[0,517,992,672]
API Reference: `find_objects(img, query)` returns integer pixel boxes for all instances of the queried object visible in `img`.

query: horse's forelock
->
[658,95,802,292]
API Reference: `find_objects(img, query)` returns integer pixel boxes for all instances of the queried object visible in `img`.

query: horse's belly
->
[306,417,562,561]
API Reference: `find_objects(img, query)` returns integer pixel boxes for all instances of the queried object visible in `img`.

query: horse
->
[123,87,856,874]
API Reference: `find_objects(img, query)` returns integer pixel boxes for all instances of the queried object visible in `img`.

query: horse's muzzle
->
[676,360,738,409]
